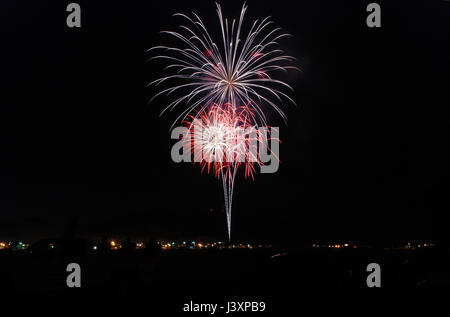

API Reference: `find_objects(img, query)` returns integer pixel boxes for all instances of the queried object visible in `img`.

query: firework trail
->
[149,2,295,240]
[183,104,277,240]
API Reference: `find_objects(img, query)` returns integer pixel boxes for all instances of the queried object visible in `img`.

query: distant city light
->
[0,239,439,253]
[110,240,121,250]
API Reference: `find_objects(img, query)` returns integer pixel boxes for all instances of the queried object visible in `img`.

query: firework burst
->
[148,2,297,127]
[183,104,278,240]
[149,2,295,240]
[184,103,265,180]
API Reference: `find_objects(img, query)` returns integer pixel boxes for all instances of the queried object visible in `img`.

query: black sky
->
[1,0,450,245]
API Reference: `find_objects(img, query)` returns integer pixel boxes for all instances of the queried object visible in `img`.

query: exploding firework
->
[184,103,265,179]
[183,104,278,240]
[148,2,297,127]
[149,3,295,240]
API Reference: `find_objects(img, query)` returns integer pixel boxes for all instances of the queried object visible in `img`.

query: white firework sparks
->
[148,2,297,128]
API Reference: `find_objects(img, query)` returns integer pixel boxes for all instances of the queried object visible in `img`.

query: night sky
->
[1,0,449,245]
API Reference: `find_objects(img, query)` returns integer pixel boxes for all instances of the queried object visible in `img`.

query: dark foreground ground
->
[1,244,450,297]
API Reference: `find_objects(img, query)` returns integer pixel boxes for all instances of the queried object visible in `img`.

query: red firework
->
[182,103,278,182]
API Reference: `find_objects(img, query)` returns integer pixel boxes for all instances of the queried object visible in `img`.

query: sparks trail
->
[182,104,279,240]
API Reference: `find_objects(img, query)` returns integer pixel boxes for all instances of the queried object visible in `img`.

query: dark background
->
[1,0,449,246]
